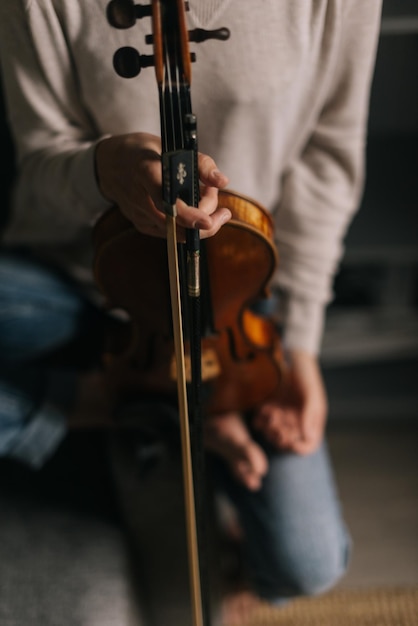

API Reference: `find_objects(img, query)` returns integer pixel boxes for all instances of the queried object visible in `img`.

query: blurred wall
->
[323,0,418,420]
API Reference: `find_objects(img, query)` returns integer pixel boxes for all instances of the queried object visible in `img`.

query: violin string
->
[174,50,185,148]
[163,35,174,151]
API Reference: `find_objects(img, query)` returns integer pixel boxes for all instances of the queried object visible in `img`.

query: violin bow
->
[107,1,229,624]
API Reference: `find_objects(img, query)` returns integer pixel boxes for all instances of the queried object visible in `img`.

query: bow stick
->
[107,1,230,624]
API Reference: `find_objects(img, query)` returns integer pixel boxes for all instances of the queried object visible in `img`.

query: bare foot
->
[221,590,263,626]
[204,412,268,491]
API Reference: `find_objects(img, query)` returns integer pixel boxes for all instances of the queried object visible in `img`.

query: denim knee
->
[0,252,98,363]
[256,527,352,602]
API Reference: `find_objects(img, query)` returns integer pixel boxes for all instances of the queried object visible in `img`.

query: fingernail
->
[221,210,232,224]
[211,169,226,183]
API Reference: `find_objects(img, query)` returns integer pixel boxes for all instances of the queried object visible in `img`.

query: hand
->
[252,350,328,455]
[204,411,269,491]
[95,132,231,238]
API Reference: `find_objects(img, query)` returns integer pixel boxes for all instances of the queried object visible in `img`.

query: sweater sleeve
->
[273,1,382,355]
[0,0,111,244]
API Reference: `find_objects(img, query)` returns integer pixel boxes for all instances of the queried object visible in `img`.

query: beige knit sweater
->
[0,0,382,354]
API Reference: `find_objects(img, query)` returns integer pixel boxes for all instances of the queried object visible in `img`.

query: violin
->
[93,1,284,624]
[93,188,285,415]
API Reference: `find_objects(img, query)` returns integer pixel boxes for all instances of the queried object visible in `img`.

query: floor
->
[0,413,417,625]
[327,418,418,589]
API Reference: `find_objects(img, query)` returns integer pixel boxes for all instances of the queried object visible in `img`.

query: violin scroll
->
[107,0,230,81]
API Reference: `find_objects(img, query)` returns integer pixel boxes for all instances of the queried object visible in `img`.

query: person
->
[0,0,382,623]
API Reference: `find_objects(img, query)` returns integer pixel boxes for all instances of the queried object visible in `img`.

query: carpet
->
[231,587,418,626]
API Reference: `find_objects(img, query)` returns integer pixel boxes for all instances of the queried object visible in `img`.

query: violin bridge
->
[170,347,220,382]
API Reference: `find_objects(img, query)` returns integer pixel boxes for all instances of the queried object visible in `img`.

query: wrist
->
[272,287,326,356]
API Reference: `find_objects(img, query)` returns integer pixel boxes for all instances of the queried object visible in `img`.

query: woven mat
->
[231,587,418,626]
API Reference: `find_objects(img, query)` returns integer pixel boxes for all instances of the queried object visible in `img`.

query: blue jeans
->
[0,251,104,467]
[0,250,351,601]
[211,442,351,602]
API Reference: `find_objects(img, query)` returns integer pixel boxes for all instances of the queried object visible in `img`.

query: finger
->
[252,402,280,428]
[138,166,165,213]
[198,153,229,188]
[198,185,223,216]
[199,207,232,238]
[175,198,231,235]
[288,411,323,455]
[234,447,268,491]
[253,405,295,450]
[289,436,322,455]
[125,194,168,237]
[273,420,301,450]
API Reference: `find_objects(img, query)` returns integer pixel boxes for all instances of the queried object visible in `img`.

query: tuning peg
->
[145,26,230,46]
[188,27,230,43]
[107,0,152,29]
[113,46,154,78]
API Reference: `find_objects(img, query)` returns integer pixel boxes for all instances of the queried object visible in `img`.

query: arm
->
[256,2,382,453]
[0,0,109,243]
[0,1,229,244]
[275,1,382,357]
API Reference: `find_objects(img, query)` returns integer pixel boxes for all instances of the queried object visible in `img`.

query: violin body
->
[93,189,284,416]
